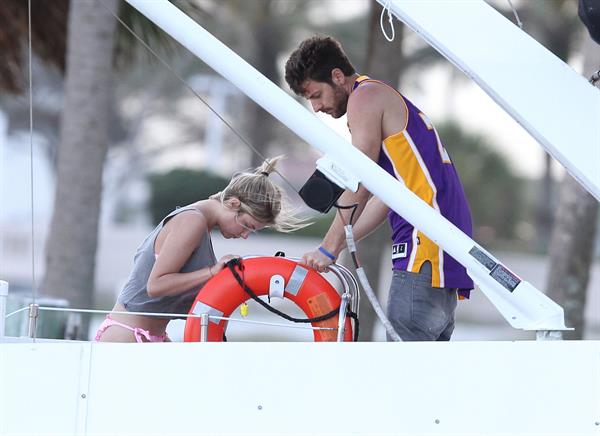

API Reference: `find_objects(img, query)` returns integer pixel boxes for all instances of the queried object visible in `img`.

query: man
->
[285,35,474,341]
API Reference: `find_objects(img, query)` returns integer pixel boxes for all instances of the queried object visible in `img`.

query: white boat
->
[1,1,599,434]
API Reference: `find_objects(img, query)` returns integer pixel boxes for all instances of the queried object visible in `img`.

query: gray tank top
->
[117,205,217,318]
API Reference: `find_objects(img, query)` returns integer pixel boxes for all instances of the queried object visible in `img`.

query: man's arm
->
[301,85,385,271]
[352,196,389,242]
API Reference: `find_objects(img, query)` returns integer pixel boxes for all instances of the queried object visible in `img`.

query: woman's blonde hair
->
[211,156,308,232]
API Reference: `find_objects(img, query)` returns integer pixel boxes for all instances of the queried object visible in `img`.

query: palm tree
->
[0,0,69,93]
[40,0,118,339]
[502,0,598,339]
[516,0,582,252]
[217,0,311,168]
[0,0,201,339]
[545,34,600,340]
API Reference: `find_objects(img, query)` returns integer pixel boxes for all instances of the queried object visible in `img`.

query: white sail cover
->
[380,0,600,200]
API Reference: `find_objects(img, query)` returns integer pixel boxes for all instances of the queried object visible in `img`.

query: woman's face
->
[219,209,268,239]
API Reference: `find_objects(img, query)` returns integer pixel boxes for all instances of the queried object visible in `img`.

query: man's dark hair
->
[285,35,356,95]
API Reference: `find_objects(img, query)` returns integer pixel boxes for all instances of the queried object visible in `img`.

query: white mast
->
[378,0,600,201]
[124,0,567,332]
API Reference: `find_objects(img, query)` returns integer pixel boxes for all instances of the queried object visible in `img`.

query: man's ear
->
[331,68,346,85]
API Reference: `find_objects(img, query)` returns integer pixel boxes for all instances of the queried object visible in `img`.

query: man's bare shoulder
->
[348,81,390,110]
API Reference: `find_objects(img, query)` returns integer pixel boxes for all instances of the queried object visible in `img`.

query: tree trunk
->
[537,152,554,252]
[239,0,283,168]
[351,1,404,341]
[366,2,406,84]
[41,0,117,339]
[545,35,600,340]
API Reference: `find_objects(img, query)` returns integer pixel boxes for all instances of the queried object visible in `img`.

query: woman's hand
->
[211,254,241,275]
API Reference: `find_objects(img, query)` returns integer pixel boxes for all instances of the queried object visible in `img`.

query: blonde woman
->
[96,157,301,342]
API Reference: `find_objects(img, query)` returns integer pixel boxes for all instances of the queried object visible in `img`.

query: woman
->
[96,156,301,342]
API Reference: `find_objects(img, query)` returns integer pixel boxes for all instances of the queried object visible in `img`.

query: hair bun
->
[257,155,284,176]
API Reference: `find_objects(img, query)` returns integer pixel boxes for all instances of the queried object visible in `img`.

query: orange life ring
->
[184,256,354,342]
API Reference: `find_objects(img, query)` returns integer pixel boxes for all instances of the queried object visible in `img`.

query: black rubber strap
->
[346,310,359,342]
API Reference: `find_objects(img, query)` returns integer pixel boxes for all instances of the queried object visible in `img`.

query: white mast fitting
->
[123,0,568,332]
[378,0,600,201]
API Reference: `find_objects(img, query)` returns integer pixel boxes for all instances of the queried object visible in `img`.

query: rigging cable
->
[335,203,402,342]
[100,1,298,196]
[506,0,523,30]
[27,0,38,337]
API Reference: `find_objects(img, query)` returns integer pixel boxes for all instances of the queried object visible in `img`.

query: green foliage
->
[147,168,228,224]
[437,121,525,244]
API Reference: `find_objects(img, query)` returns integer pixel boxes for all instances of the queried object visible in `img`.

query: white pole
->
[0,112,7,288]
[124,0,567,331]
[377,0,600,201]
[0,280,9,340]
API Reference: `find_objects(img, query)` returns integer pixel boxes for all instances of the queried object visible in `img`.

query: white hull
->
[1,339,598,435]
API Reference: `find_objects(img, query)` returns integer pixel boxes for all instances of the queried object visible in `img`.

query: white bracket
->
[269,275,285,299]
[316,155,360,193]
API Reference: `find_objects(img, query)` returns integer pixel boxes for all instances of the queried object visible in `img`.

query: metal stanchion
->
[200,313,209,342]
[27,303,39,339]
[336,292,350,342]
[0,281,8,340]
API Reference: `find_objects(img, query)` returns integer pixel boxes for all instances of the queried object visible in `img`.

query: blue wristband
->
[318,246,336,261]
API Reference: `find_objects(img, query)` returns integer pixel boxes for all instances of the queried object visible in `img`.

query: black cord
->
[226,259,340,324]
[334,202,361,269]
[334,202,359,226]
[346,310,359,342]
[333,202,363,334]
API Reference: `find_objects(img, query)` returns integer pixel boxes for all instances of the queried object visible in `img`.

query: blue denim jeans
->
[386,263,457,341]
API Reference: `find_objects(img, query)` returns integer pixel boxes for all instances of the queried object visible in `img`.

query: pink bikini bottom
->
[95,315,169,343]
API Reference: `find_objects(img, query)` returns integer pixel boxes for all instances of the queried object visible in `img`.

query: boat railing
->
[0,259,361,343]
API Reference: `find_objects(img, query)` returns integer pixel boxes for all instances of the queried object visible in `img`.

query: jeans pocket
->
[411,282,449,336]
[387,272,410,322]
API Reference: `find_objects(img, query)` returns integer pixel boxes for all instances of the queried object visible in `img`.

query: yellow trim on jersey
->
[354,75,370,85]
[382,131,444,287]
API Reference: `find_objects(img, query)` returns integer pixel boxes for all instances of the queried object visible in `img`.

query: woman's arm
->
[146,212,213,298]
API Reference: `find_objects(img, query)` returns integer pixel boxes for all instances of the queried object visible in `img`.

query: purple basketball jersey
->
[355,76,474,291]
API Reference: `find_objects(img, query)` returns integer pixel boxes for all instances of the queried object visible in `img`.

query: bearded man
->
[285,35,474,341]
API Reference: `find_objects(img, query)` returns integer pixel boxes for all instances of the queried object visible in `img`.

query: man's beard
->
[330,84,349,118]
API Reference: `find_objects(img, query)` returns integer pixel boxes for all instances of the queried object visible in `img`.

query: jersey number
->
[418,112,451,164]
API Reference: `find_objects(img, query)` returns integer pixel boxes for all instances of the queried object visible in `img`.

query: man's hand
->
[300,248,334,273]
